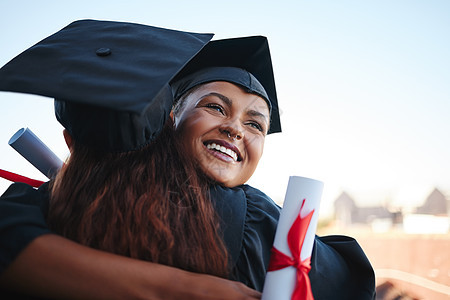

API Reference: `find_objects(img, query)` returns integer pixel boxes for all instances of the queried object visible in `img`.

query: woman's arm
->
[0,234,261,300]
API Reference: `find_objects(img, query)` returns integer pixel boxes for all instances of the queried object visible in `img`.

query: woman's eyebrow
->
[204,92,232,107]
[248,109,268,119]
[200,92,269,121]
[196,92,232,108]
[247,109,269,124]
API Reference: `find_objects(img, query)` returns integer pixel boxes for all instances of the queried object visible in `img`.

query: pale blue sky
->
[1,0,449,216]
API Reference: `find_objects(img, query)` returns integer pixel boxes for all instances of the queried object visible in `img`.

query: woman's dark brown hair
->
[48,119,229,277]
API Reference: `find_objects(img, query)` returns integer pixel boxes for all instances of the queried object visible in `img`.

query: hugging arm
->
[0,183,260,300]
[1,234,261,300]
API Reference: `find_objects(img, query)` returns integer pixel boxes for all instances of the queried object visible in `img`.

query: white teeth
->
[206,143,238,161]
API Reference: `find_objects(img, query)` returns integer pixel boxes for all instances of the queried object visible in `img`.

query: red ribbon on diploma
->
[267,199,315,300]
[0,169,45,188]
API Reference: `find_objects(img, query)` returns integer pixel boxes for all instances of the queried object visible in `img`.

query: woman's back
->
[49,121,229,277]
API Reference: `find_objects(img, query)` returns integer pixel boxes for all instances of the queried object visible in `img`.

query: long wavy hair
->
[48,119,229,277]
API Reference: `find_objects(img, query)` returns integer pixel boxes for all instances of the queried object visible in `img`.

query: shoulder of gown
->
[0,182,51,274]
[311,235,376,300]
[210,184,280,291]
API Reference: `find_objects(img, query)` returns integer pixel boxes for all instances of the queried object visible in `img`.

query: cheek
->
[247,138,265,163]
[176,112,202,138]
[177,109,211,131]
[176,113,214,154]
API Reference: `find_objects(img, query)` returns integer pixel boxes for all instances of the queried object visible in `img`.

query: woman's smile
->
[204,140,241,162]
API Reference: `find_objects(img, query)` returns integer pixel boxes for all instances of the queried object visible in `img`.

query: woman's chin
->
[207,172,249,188]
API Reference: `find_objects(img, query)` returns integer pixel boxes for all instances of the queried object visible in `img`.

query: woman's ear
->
[63,129,74,152]
[170,110,178,129]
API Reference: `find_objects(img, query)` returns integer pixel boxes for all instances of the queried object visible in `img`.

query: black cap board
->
[0,20,281,153]
[171,36,281,134]
[0,19,213,152]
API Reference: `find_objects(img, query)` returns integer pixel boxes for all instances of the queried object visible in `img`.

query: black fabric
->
[53,87,172,152]
[0,183,51,274]
[0,19,213,152]
[311,236,376,299]
[210,184,280,291]
[0,183,375,299]
[313,235,376,299]
[172,67,271,112]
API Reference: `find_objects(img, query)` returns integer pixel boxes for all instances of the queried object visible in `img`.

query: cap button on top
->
[96,48,111,57]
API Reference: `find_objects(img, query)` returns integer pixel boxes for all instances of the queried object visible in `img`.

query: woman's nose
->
[220,123,243,141]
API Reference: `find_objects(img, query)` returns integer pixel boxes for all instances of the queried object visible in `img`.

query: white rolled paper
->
[262,176,323,300]
[9,128,63,179]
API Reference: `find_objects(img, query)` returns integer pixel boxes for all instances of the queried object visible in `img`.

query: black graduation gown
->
[0,182,375,299]
[210,184,375,299]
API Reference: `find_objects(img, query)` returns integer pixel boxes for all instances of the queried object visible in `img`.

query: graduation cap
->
[171,36,281,134]
[0,19,213,152]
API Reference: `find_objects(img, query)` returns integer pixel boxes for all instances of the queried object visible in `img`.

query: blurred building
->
[333,188,450,233]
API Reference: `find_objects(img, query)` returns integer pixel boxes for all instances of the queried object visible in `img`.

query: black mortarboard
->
[171,36,281,134]
[0,19,213,152]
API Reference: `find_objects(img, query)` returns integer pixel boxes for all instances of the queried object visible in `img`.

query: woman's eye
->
[205,103,224,114]
[247,121,263,132]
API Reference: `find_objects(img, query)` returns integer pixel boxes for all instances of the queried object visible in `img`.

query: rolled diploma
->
[262,176,323,300]
[9,128,63,179]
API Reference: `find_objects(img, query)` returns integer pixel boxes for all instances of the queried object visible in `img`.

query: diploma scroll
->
[262,176,323,300]
[9,128,63,179]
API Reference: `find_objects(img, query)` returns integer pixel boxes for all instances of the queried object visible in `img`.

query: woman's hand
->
[161,269,261,300]
[0,234,261,299]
